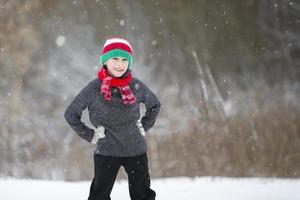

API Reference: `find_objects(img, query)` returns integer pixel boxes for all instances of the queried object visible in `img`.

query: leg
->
[88,154,121,200]
[122,153,156,200]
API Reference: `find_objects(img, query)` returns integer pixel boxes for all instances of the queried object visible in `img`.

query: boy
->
[64,37,160,200]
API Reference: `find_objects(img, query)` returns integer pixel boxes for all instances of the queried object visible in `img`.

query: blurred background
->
[0,0,299,181]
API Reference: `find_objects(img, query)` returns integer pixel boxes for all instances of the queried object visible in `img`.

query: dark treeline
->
[0,0,299,180]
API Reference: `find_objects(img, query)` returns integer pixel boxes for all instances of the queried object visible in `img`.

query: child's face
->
[105,57,129,77]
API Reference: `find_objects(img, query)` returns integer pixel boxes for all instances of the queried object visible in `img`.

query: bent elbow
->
[64,106,72,124]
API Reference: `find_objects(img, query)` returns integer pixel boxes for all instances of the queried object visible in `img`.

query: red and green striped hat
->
[100,37,133,68]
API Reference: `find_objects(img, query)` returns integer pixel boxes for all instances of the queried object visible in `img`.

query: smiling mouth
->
[115,69,125,72]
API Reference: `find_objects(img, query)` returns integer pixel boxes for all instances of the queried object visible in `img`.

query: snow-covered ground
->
[1,177,299,200]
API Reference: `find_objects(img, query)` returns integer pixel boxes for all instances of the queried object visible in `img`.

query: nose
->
[116,61,122,66]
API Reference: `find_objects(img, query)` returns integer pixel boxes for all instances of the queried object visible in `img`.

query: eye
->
[113,57,118,60]
[122,58,128,61]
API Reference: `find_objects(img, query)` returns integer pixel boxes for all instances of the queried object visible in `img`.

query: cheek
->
[123,61,129,67]
[106,61,116,68]
[106,64,114,72]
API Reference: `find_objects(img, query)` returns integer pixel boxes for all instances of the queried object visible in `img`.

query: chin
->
[113,74,123,78]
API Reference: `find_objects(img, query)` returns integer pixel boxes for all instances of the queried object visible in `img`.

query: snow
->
[1,177,300,200]
[119,19,125,26]
[56,35,66,47]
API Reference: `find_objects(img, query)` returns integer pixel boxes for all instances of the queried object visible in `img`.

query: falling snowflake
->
[56,35,65,47]
[119,19,125,26]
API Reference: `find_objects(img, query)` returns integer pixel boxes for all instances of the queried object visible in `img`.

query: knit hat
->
[99,37,133,68]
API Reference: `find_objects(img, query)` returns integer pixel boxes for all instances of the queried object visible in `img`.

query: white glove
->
[136,119,146,136]
[91,125,106,144]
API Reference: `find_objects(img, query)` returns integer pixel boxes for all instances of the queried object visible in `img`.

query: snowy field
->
[1,177,300,200]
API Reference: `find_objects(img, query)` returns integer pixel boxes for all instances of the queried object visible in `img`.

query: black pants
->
[87,153,156,200]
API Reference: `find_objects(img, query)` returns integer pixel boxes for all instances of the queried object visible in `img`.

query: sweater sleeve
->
[140,81,161,132]
[64,81,94,143]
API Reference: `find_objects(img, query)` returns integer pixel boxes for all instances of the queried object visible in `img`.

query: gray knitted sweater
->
[64,77,161,157]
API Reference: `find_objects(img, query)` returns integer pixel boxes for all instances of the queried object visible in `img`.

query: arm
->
[64,81,94,143]
[140,81,161,132]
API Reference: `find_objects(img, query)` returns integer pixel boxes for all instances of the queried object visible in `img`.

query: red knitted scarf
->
[97,67,136,105]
